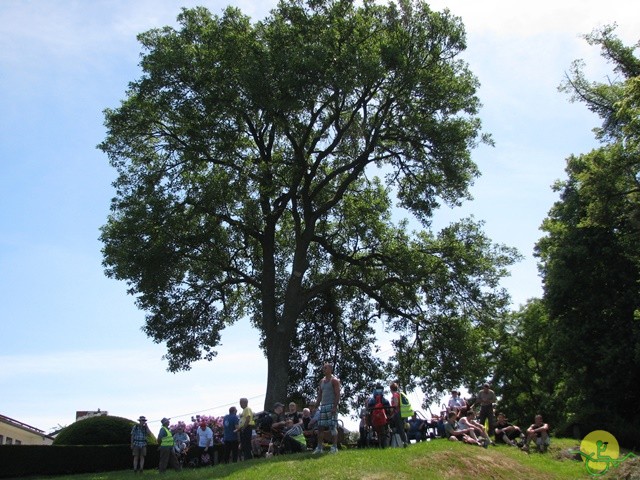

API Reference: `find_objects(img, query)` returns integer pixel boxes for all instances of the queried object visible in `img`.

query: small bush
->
[53,415,154,446]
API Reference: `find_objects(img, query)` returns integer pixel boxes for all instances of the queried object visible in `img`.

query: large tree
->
[536,26,640,446]
[99,0,516,409]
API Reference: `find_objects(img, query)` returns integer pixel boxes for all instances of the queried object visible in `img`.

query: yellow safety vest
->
[399,392,413,418]
[160,426,174,447]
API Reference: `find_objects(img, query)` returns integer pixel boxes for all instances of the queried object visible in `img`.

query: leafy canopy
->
[99,0,516,408]
[533,25,640,446]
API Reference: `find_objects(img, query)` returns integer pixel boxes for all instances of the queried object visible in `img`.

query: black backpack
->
[256,411,273,433]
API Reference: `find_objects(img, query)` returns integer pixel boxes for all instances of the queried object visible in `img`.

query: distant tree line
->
[489,26,640,448]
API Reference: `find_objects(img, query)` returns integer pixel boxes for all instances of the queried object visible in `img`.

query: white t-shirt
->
[196,426,213,447]
[457,417,473,431]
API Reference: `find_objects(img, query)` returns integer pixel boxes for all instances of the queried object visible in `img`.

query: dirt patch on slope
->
[410,449,555,480]
[604,456,640,480]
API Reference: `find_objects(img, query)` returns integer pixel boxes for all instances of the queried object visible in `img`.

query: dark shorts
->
[495,429,520,442]
[132,445,146,456]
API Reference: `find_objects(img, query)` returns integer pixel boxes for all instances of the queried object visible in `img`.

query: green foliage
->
[99,0,517,409]
[559,24,640,142]
[389,218,520,401]
[489,300,563,428]
[52,416,153,446]
[534,25,640,449]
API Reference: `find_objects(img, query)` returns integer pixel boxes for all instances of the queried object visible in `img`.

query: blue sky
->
[0,0,637,435]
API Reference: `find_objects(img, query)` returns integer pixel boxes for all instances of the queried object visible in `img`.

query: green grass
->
[21,438,636,480]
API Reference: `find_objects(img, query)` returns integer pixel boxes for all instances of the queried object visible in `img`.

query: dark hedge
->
[0,444,159,478]
[53,415,155,446]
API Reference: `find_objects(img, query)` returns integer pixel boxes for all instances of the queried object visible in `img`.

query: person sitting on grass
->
[302,406,319,448]
[523,414,550,453]
[444,411,484,446]
[407,412,426,443]
[494,412,523,446]
[459,410,492,447]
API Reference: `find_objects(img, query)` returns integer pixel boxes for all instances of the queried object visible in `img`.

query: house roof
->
[0,413,54,439]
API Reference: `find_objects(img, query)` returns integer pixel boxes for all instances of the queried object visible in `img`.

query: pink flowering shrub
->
[171,415,225,444]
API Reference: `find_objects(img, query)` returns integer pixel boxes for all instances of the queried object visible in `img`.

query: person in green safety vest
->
[157,417,179,473]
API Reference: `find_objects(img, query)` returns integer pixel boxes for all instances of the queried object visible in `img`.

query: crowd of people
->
[129,372,550,474]
[129,362,343,473]
[396,384,551,454]
[358,382,550,455]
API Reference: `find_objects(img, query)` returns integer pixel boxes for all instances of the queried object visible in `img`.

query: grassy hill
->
[26,437,640,480]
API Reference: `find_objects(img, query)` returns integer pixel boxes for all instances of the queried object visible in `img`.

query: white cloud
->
[427,0,638,39]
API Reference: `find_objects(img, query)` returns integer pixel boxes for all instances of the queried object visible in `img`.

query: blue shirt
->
[223,413,240,442]
[408,417,423,433]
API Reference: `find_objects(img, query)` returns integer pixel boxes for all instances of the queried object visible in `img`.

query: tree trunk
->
[261,219,311,410]
[262,273,309,410]
[264,333,293,410]
[263,280,306,409]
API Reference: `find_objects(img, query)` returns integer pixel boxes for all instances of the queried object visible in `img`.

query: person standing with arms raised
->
[313,362,341,454]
